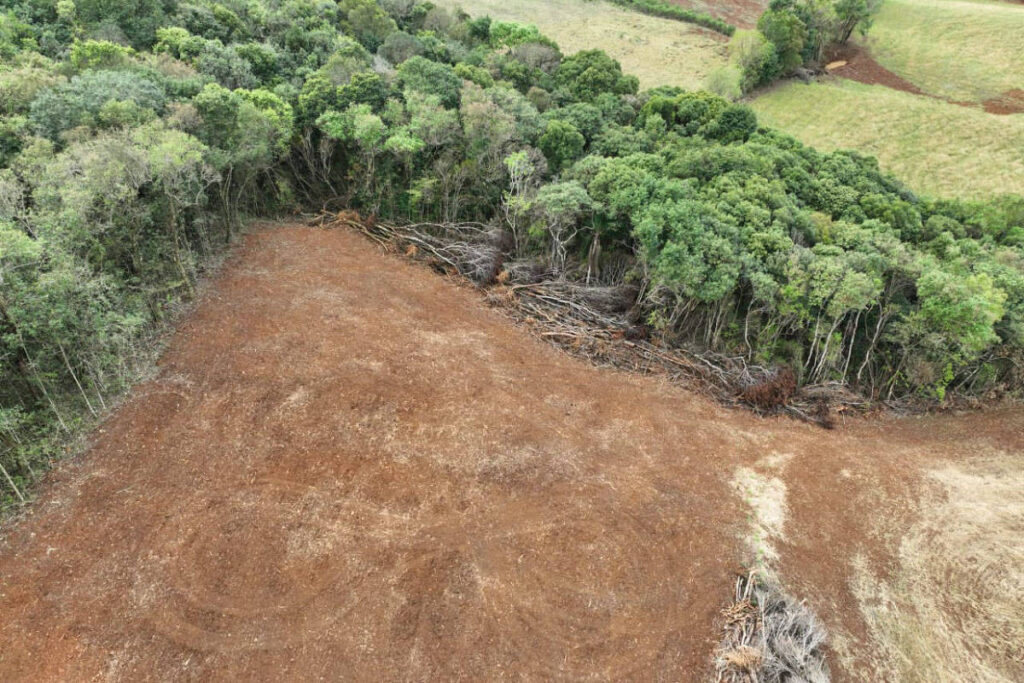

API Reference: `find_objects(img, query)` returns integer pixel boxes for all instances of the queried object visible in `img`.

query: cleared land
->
[0,225,1021,680]
[667,0,769,27]
[432,0,728,90]
[751,79,1024,199]
[861,0,1024,103]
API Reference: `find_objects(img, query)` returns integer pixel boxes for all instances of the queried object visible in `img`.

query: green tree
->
[397,56,461,108]
[538,119,584,173]
[532,180,593,272]
[555,50,638,102]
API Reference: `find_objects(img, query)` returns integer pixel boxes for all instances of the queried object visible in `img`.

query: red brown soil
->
[826,43,931,96]
[0,224,1021,680]
[666,0,769,28]
[983,88,1024,115]
[826,44,1024,115]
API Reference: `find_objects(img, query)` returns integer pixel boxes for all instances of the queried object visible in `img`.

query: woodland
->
[1,0,1022,502]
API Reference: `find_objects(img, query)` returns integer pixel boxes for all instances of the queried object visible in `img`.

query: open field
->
[861,0,1024,103]
[1,224,1022,679]
[851,454,1024,680]
[441,0,1021,199]
[667,0,768,27]
[751,79,1024,199]
[432,0,728,90]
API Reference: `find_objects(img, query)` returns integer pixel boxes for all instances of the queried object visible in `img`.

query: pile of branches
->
[315,211,861,426]
[715,571,830,683]
[316,210,510,284]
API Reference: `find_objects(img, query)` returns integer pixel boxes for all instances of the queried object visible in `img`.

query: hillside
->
[1,224,1020,679]
[1,0,1023,680]
[442,0,1024,198]
[861,0,1024,104]
[751,79,1024,198]
[431,0,729,90]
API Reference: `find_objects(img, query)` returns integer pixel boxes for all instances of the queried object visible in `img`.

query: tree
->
[377,30,422,64]
[340,0,398,51]
[68,40,134,70]
[728,29,780,92]
[757,8,807,74]
[502,150,537,251]
[396,56,461,108]
[555,50,638,102]
[74,0,167,48]
[29,70,166,141]
[337,71,387,111]
[833,0,881,44]
[533,180,593,272]
[538,119,584,173]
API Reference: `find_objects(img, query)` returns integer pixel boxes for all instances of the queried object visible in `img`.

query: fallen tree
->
[317,210,877,427]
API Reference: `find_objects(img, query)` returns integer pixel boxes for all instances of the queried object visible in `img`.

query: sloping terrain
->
[860,0,1024,104]
[436,0,1022,198]
[751,79,1024,199]
[431,0,728,90]
[0,225,1021,680]
[667,0,769,28]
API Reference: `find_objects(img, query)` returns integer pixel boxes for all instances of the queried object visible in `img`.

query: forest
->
[1,0,1023,502]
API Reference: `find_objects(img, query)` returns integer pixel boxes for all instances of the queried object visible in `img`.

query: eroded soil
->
[826,44,1024,115]
[1,225,1021,680]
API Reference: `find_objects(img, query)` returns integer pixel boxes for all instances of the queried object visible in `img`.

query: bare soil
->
[666,0,768,28]
[983,88,1024,115]
[826,44,1024,115]
[0,224,1021,680]
[826,43,930,96]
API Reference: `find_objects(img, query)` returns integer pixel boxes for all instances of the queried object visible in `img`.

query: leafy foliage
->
[0,0,1021,506]
[728,0,883,93]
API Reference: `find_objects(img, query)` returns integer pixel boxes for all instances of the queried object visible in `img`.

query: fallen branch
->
[316,211,874,425]
[715,571,830,682]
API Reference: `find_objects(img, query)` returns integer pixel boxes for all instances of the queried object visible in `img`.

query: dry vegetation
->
[851,453,1024,681]
[432,0,728,90]
[717,458,828,682]
[716,572,829,683]
[323,212,853,426]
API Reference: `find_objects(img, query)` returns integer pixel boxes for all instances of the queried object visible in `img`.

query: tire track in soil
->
[0,224,1020,680]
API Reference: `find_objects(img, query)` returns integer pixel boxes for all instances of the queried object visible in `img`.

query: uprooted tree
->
[0,0,1022,506]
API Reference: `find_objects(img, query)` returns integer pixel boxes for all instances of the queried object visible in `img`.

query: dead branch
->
[317,210,879,425]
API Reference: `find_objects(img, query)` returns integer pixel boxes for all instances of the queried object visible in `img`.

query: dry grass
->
[751,79,1024,199]
[432,0,728,90]
[861,0,1024,103]
[851,453,1024,681]
[732,464,789,569]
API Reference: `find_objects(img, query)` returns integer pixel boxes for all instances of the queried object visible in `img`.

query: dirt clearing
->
[1,224,1021,680]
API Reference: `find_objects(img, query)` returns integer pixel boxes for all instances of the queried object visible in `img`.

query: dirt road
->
[1,225,1021,680]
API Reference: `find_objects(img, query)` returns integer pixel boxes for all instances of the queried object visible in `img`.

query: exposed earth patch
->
[0,225,1021,680]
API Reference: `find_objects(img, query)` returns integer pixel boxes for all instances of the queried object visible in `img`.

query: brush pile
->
[716,572,830,682]
[315,211,865,426]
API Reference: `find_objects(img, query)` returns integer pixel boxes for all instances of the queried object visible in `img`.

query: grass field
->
[861,0,1024,102]
[751,79,1024,199]
[440,0,1021,199]
[432,0,728,90]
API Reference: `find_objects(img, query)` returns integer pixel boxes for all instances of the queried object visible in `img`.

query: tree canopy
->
[0,0,1021,506]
